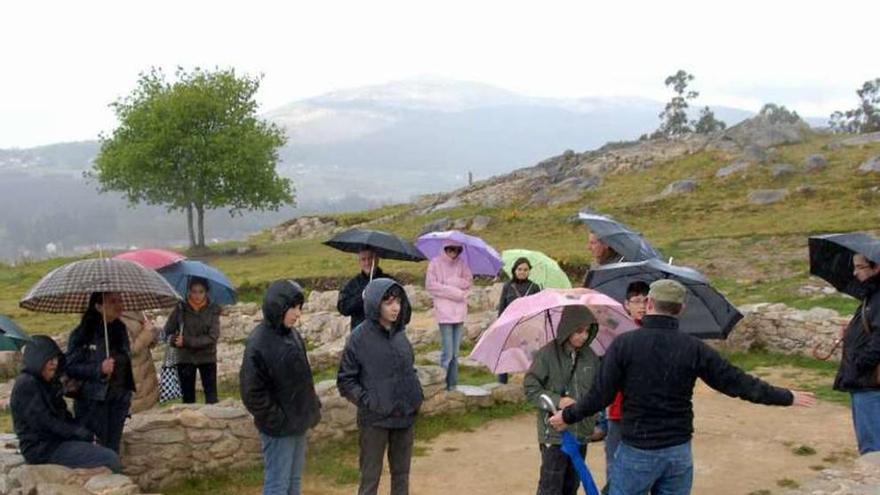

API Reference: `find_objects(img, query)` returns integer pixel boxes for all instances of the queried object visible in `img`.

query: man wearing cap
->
[549,279,816,495]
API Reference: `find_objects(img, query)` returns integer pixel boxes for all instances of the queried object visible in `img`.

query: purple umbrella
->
[415,230,503,276]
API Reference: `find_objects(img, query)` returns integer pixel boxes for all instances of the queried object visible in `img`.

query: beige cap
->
[648,279,687,305]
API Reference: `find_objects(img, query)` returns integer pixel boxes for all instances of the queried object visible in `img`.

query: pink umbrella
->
[469,288,637,374]
[114,248,186,270]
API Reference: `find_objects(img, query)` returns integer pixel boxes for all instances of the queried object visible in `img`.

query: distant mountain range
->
[0,77,812,259]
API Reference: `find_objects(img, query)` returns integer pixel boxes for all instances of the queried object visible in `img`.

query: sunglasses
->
[444,246,463,253]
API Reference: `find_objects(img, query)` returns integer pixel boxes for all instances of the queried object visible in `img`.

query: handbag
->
[159,344,182,403]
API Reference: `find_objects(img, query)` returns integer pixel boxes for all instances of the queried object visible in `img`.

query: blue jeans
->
[604,420,622,487]
[260,432,307,495]
[609,441,693,495]
[439,323,464,390]
[851,390,880,454]
[47,440,122,473]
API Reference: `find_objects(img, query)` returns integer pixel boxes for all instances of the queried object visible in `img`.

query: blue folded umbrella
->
[561,430,600,495]
[158,260,237,306]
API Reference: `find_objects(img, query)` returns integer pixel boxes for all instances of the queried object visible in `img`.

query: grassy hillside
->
[2,132,878,336]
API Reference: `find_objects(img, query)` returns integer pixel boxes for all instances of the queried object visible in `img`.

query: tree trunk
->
[186,204,196,248]
[196,204,206,248]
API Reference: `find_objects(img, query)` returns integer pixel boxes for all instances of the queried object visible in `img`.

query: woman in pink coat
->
[425,242,473,391]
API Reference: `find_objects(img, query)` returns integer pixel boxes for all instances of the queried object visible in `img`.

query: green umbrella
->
[501,249,572,289]
[0,315,32,351]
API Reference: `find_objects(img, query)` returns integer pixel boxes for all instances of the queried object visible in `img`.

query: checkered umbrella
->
[20,258,181,313]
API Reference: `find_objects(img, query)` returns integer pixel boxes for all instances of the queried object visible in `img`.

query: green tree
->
[91,67,292,249]
[829,78,880,134]
[759,103,801,125]
[658,70,699,137]
[693,106,727,134]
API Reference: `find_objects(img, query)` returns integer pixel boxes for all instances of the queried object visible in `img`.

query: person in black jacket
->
[496,256,541,383]
[337,278,423,495]
[11,335,121,472]
[65,292,135,454]
[337,249,396,331]
[240,279,321,495]
[833,252,880,454]
[550,279,816,495]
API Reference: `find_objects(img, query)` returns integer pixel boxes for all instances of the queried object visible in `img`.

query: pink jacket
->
[425,251,473,324]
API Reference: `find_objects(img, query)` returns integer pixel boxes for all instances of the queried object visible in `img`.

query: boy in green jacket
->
[524,305,599,495]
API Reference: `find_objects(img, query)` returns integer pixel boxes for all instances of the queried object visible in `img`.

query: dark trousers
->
[177,362,218,404]
[537,443,587,495]
[74,392,131,454]
[358,425,414,495]
[47,440,122,473]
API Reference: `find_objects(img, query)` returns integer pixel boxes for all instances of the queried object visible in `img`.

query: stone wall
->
[713,303,849,360]
[115,365,522,491]
[0,434,145,495]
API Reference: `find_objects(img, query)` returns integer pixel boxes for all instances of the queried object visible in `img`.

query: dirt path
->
[305,368,857,495]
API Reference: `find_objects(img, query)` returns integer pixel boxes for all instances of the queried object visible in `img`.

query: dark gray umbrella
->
[585,258,742,339]
[324,229,426,262]
[809,233,880,299]
[577,212,662,262]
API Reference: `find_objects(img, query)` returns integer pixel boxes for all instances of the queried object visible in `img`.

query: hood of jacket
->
[555,305,597,345]
[363,278,412,332]
[22,336,62,378]
[262,280,305,331]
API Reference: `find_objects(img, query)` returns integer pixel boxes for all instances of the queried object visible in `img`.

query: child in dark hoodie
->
[240,280,321,495]
[10,335,121,472]
[337,278,424,495]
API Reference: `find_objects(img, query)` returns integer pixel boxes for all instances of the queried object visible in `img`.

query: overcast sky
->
[1,0,877,148]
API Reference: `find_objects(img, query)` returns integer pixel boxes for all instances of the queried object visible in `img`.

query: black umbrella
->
[577,212,662,262]
[809,233,880,299]
[324,229,426,262]
[585,258,742,339]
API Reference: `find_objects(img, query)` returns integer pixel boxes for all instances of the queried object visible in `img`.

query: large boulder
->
[715,161,751,178]
[803,154,828,173]
[421,217,452,235]
[748,189,788,205]
[720,112,810,149]
[841,131,880,146]
[661,179,698,196]
[470,215,492,231]
[771,163,796,178]
[860,155,880,173]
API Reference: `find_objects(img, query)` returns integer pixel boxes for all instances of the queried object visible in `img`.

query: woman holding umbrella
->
[496,257,542,384]
[812,233,880,454]
[164,276,221,404]
[65,292,135,454]
[426,242,473,391]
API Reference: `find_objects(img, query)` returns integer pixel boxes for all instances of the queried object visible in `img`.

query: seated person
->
[10,335,122,472]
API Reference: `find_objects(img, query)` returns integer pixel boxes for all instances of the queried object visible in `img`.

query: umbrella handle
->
[812,333,843,361]
[102,306,110,360]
